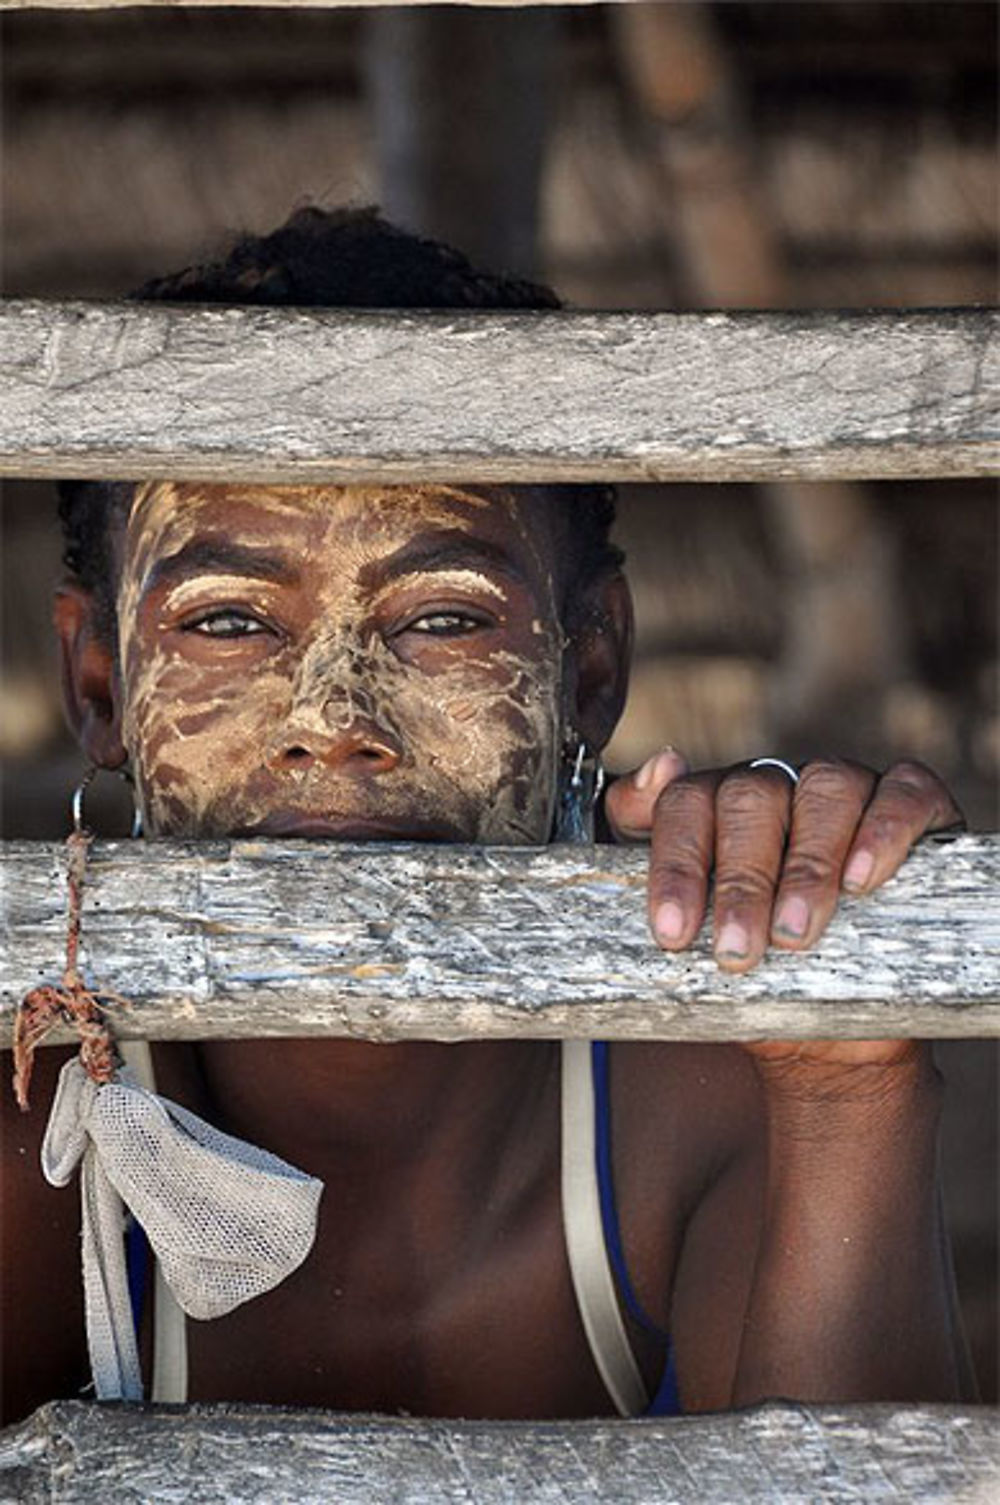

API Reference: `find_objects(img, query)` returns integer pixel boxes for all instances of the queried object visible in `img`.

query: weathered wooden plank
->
[1,836,997,1046]
[1,302,996,483]
[1,1399,997,1504]
[2,1,616,10]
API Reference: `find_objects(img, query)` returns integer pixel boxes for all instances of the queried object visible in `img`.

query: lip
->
[234,814,466,843]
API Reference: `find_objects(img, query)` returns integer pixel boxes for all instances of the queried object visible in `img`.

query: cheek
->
[118,628,566,844]
[121,646,291,831]
[413,648,563,843]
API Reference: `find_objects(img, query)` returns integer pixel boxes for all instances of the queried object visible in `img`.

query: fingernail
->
[844,851,874,891]
[774,895,809,939]
[635,747,679,793]
[654,900,685,944]
[716,921,749,959]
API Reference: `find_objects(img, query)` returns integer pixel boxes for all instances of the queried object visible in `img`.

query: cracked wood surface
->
[1,1399,997,1503]
[1,1,631,11]
[1,836,997,1046]
[1,303,996,483]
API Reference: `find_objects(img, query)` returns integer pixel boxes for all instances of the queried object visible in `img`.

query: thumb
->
[605,747,689,842]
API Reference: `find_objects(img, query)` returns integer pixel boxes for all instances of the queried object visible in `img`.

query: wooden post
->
[2,1398,998,1501]
[365,7,560,281]
[612,2,915,761]
[1,303,996,483]
[3,837,997,1046]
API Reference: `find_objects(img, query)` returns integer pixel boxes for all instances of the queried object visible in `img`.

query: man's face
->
[114,482,568,843]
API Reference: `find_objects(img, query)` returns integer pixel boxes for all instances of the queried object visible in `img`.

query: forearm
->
[731,1050,967,1405]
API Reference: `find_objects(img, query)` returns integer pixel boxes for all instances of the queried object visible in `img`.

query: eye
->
[182,608,272,639]
[403,611,491,638]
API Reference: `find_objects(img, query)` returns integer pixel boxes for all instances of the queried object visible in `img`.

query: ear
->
[566,571,634,754]
[52,584,127,767]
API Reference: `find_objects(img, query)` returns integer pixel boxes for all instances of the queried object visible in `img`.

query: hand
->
[605,750,964,975]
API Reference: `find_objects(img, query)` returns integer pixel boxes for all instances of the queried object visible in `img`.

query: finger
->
[770,760,876,950]
[605,747,690,843]
[841,759,966,895]
[712,766,793,971]
[646,770,718,950]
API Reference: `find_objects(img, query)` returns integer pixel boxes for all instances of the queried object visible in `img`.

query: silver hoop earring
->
[554,736,605,844]
[71,765,143,839]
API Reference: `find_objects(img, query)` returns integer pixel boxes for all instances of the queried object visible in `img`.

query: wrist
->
[755,1045,942,1145]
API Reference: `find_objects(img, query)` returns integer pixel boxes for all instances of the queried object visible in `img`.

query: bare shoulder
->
[1,1047,88,1425]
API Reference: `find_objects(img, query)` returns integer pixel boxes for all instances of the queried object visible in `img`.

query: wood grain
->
[1,1,616,11]
[2,836,996,1046]
[2,1399,998,1503]
[2,302,996,483]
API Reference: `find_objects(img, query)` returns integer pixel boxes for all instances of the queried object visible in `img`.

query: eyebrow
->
[144,539,301,594]
[362,533,531,593]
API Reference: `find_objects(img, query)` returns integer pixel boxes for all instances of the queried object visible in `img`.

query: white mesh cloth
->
[42,1058,324,1402]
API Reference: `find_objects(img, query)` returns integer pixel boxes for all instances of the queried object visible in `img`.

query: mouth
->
[233,814,466,843]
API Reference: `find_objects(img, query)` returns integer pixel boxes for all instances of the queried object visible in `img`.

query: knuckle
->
[654,776,713,822]
[797,758,856,799]
[876,759,964,829]
[779,850,840,889]
[717,770,779,816]
[714,868,776,907]
[884,758,937,795]
[795,758,867,806]
[649,835,707,887]
[873,766,941,825]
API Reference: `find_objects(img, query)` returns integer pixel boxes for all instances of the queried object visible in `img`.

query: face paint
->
[115,483,568,845]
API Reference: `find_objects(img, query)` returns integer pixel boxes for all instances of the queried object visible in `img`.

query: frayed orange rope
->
[13,829,130,1112]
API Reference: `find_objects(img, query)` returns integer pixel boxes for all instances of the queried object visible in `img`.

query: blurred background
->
[1,1,997,1394]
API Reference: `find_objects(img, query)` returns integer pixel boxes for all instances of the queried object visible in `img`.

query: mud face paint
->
[115,483,567,844]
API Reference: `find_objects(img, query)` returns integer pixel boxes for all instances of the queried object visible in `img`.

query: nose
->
[267,713,402,775]
[268,627,405,775]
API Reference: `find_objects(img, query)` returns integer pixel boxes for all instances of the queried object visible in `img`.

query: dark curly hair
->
[58,206,622,637]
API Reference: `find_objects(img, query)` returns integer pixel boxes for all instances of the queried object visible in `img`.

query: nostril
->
[271,728,401,772]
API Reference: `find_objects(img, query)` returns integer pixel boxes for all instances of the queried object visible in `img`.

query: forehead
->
[120,482,559,576]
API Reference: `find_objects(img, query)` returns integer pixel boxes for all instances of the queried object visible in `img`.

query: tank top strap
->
[118,1042,189,1403]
